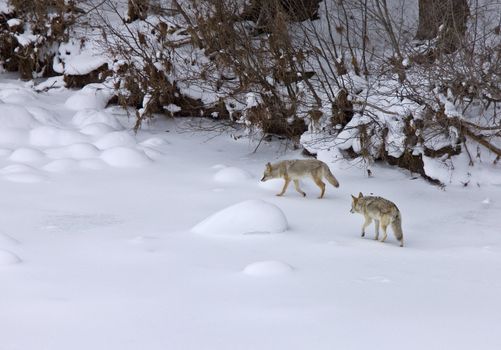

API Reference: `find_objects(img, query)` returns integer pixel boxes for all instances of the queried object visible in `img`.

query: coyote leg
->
[361,217,372,237]
[374,220,380,240]
[293,180,306,197]
[380,223,388,242]
[277,178,290,196]
[313,177,326,199]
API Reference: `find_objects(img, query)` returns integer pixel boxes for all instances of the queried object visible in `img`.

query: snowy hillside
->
[1,72,501,350]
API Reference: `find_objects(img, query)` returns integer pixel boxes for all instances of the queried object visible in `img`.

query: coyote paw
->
[361,232,365,237]
[302,193,306,197]
[276,193,284,197]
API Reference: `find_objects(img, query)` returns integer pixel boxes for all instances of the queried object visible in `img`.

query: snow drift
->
[191,199,288,236]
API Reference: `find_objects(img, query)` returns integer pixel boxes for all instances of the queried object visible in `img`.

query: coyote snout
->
[350,192,404,247]
[261,159,339,198]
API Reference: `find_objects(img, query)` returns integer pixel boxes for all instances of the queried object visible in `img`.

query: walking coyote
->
[350,192,404,247]
[260,159,339,198]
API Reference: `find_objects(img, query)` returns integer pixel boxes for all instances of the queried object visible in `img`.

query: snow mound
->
[139,137,169,148]
[80,123,116,136]
[0,104,39,128]
[100,147,151,168]
[45,143,101,160]
[63,54,107,75]
[94,131,137,150]
[0,249,21,265]
[191,199,288,236]
[72,110,123,129]
[0,164,37,174]
[43,159,79,173]
[30,126,88,147]
[25,106,62,126]
[0,148,12,157]
[242,260,294,276]
[0,128,29,145]
[0,233,20,246]
[0,89,36,104]
[139,147,163,160]
[3,173,46,183]
[0,164,46,183]
[213,167,253,183]
[211,164,227,170]
[65,86,113,111]
[9,147,47,165]
[79,159,107,170]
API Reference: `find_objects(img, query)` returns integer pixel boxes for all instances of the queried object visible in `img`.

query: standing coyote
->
[350,192,404,247]
[260,159,339,198]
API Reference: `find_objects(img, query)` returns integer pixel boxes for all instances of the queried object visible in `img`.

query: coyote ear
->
[351,195,357,200]
[266,162,271,170]
[358,192,363,198]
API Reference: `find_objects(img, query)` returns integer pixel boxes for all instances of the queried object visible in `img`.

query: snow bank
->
[191,199,288,236]
[100,147,151,168]
[0,249,21,265]
[213,166,253,183]
[242,260,294,276]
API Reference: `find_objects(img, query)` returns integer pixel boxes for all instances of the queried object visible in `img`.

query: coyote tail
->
[391,211,404,247]
[323,165,340,188]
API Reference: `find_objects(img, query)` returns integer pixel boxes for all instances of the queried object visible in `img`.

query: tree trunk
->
[241,0,321,30]
[415,0,469,52]
[127,0,149,22]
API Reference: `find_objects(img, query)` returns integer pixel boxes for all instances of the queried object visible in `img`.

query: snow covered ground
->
[1,73,500,350]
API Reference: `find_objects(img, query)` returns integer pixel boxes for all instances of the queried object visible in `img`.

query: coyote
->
[350,192,404,247]
[260,159,339,198]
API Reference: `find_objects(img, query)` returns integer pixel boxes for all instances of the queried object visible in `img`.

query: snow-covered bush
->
[0,0,81,80]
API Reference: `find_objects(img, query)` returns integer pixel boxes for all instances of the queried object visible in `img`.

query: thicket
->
[1,0,500,184]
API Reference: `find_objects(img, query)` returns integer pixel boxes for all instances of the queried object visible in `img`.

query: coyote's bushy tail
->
[391,211,404,247]
[322,165,339,188]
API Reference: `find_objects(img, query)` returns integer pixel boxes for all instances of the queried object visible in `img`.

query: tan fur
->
[350,192,404,247]
[261,159,340,198]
